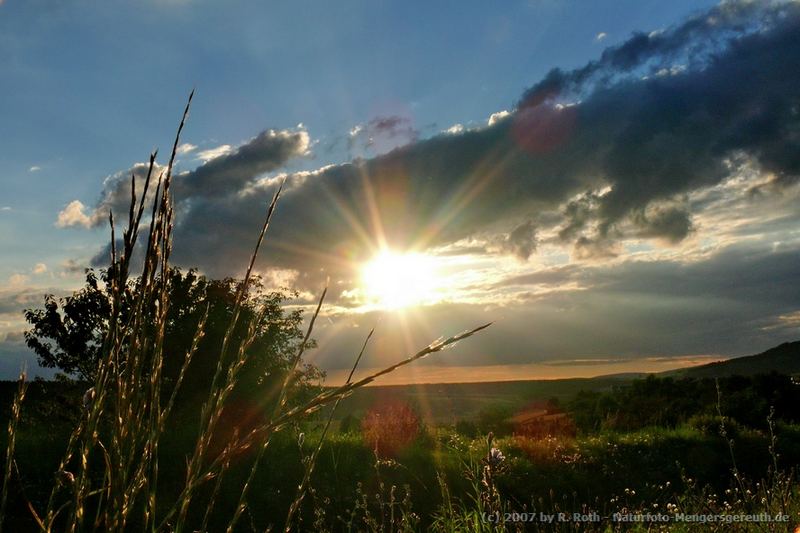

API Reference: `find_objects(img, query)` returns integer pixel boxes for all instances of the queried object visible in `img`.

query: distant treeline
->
[567,373,800,433]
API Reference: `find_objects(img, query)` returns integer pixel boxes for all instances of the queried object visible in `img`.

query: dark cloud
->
[631,204,693,243]
[557,190,603,242]
[518,0,775,103]
[502,220,538,260]
[178,129,309,199]
[348,115,419,153]
[59,128,308,229]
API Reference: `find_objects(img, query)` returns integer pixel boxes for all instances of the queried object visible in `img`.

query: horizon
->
[324,354,727,387]
[2,0,800,381]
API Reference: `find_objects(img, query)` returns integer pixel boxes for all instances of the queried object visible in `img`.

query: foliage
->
[568,373,800,433]
[24,268,320,411]
[23,271,111,381]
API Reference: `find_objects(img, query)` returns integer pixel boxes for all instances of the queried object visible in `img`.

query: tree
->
[24,270,111,381]
[24,268,321,414]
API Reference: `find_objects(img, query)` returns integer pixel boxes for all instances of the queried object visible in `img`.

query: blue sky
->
[2,0,799,381]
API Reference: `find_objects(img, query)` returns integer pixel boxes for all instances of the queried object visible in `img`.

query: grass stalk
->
[0,371,28,533]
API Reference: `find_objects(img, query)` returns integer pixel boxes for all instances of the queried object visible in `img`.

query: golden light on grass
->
[361,249,440,310]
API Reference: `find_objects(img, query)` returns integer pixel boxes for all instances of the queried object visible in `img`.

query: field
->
[331,375,636,425]
[2,370,799,531]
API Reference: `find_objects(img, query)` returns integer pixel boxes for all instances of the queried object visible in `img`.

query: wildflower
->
[488,447,505,466]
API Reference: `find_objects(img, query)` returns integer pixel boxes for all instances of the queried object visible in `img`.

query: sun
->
[361,249,439,309]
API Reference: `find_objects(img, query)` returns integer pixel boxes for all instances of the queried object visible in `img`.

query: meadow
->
[2,373,799,531]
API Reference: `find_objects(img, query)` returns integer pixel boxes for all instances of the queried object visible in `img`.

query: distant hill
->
[671,340,800,378]
[332,341,800,424]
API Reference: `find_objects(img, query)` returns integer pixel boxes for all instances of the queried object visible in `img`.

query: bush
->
[687,413,742,438]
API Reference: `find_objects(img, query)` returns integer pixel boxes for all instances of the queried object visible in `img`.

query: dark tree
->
[24,268,321,414]
[24,270,110,381]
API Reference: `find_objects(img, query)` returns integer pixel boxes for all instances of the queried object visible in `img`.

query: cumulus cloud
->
[487,110,510,126]
[59,127,309,230]
[595,32,607,42]
[179,129,309,199]
[32,263,47,274]
[29,165,41,172]
[176,142,197,155]
[57,163,164,229]
[56,200,93,228]
[196,144,233,162]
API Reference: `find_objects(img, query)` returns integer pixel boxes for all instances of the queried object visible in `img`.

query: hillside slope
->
[674,340,800,378]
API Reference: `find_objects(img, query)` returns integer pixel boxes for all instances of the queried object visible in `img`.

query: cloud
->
[631,203,693,243]
[176,142,197,155]
[59,127,309,230]
[179,128,309,199]
[56,200,94,228]
[32,263,47,274]
[72,1,800,305]
[135,1,797,288]
[595,32,607,42]
[302,241,800,371]
[196,144,233,162]
[7,274,29,287]
[29,165,41,172]
[0,206,11,212]
[347,115,419,153]
[502,220,538,260]
[487,110,510,126]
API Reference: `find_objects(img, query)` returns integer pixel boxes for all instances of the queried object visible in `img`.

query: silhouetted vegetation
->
[568,373,800,433]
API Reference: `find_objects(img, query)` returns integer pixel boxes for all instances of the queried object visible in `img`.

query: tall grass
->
[0,94,489,532]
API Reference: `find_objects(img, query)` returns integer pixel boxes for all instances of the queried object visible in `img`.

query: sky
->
[1,0,799,383]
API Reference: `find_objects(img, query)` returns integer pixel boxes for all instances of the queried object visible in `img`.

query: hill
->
[670,340,800,379]
[332,340,800,424]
